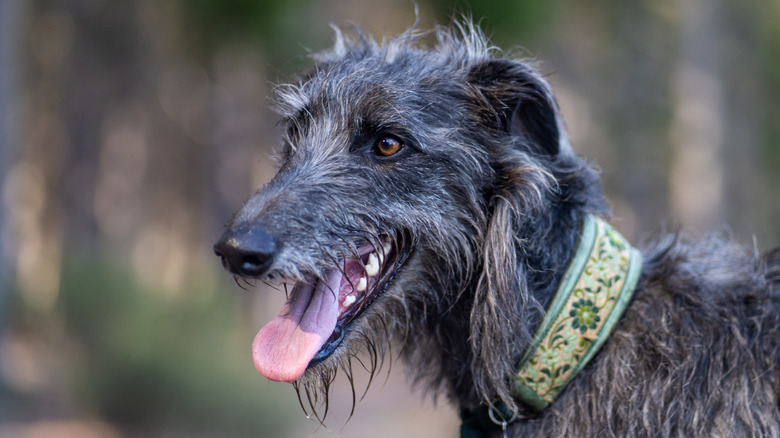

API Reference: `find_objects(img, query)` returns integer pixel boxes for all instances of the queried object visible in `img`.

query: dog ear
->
[467,59,562,158]
[465,60,563,410]
[469,187,536,411]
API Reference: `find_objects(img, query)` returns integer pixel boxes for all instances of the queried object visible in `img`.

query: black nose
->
[213,226,277,277]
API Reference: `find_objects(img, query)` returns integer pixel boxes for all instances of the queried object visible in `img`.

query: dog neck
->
[461,214,642,435]
[513,214,642,409]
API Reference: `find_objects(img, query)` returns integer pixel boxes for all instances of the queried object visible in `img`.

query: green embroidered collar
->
[513,214,642,411]
[460,215,642,437]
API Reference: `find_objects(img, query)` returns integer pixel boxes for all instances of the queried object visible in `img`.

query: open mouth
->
[251,234,412,382]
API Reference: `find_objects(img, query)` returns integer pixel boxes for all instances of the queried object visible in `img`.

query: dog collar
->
[461,215,642,436]
[513,214,642,410]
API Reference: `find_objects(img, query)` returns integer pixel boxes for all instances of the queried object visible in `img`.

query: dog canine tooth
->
[365,253,379,276]
[342,294,357,307]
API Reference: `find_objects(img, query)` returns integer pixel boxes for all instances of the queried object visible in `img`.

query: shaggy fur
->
[214,21,780,437]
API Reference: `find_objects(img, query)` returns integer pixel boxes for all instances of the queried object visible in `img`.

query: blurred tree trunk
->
[0,0,25,316]
[7,0,270,300]
[669,0,726,230]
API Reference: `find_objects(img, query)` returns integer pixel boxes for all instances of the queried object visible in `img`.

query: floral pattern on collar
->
[513,215,643,411]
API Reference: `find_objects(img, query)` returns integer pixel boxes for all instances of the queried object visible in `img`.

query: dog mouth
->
[252,235,412,382]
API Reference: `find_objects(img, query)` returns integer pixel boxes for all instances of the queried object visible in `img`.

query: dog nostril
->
[241,255,266,272]
[217,253,230,271]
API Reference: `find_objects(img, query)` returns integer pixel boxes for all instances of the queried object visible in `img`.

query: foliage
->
[57,260,294,437]
[428,0,557,48]
[179,0,316,64]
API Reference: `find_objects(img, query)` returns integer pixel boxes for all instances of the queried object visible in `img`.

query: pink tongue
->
[252,269,343,382]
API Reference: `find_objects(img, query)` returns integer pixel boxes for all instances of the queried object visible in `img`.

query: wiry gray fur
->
[215,20,780,437]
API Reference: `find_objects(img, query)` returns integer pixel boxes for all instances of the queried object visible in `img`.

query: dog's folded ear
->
[466,59,561,158]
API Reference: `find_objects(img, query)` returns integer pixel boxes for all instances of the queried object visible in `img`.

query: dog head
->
[214,21,602,413]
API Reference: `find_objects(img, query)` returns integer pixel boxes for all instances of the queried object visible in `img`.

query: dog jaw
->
[252,239,399,381]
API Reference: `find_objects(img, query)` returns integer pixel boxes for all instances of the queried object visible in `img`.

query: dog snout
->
[213,226,277,278]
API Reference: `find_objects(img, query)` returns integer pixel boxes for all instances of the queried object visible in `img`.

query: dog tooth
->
[365,253,380,276]
[378,250,385,264]
[382,240,392,255]
[342,294,357,307]
[356,277,367,292]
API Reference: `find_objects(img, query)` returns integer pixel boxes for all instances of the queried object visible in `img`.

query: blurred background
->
[1,0,779,437]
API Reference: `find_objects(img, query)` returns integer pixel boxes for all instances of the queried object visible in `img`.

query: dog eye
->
[372,137,403,157]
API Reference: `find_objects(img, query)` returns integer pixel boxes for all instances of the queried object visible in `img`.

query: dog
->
[213,21,780,437]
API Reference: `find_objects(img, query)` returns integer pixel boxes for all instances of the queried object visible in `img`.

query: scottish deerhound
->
[213,21,780,437]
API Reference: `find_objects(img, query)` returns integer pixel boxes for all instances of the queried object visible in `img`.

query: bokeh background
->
[1,0,779,437]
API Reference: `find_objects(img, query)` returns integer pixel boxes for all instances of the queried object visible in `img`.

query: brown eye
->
[373,137,403,157]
